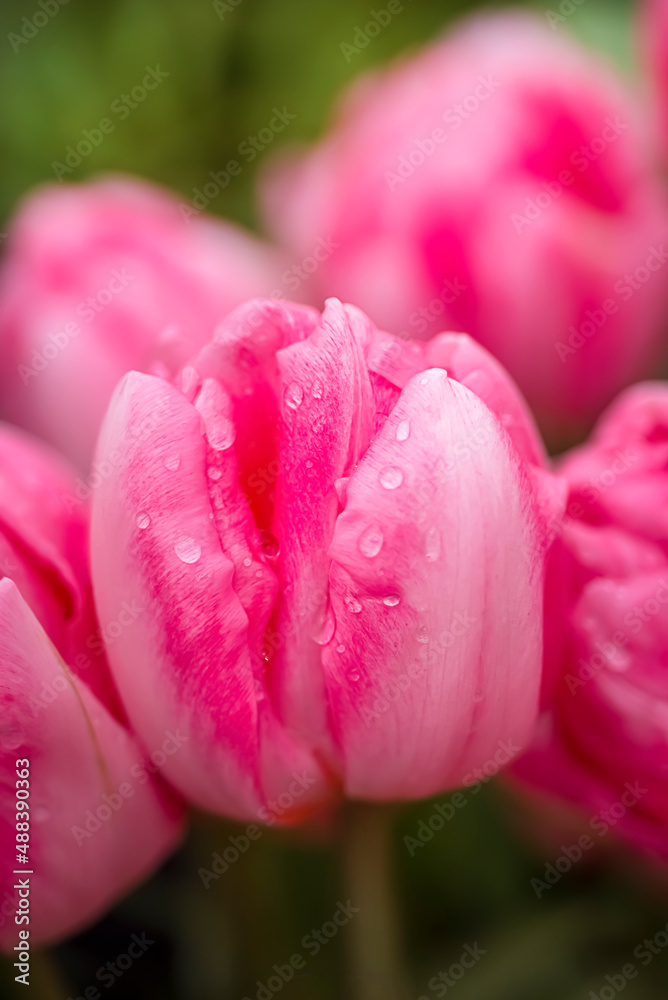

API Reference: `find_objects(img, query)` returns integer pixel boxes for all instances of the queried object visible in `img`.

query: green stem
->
[341,802,411,1000]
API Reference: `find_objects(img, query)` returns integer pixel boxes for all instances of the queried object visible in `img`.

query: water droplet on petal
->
[311,378,324,399]
[314,603,336,646]
[345,593,363,614]
[0,725,23,751]
[174,536,201,564]
[254,678,266,701]
[136,512,150,530]
[416,625,430,644]
[285,382,304,410]
[419,375,429,386]
[243,556,252,568]
[383,594,400,607]
[336,643,346,654]
[181,365,200,401]
[206,414,236,452]
[396,419,410,441]
[348,668,361,683]
[208,466,222,481]
[260,530,280,561]
[164,454,181,472]
[359,526,383,558]
[380,466,403,490]
[425,527,441,562]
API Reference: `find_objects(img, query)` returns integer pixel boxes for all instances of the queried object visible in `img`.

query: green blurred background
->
[2,0,667,998]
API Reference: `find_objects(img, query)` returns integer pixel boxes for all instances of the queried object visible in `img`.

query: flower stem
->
[341,802,411,1000]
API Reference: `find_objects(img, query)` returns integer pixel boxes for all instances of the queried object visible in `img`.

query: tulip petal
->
[0,580,183,948]
[91,370,331,818]
[322,368,546,799]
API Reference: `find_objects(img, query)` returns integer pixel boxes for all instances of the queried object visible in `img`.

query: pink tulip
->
[90,296,563,820]
[513,383,668,862]
[640,0,668,159]
[261,11,668,441]
[0,425,183,948]
[0,175,285,470]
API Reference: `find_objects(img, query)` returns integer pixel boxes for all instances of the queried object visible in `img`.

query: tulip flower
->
[640,0,668,159]
[90,296,564,821]
[512,384,668,863]
[261,11,668,442]
[0,175,285,469]
[0,425,183,949]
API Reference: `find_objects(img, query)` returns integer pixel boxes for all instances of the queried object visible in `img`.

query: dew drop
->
[425,527,441,562]
[181,365,200,401]
[311,378,324,399]
[348,668,361,683]
[136,512,150,530]
[260,530,280,561]
[396,419,410,442]
[208,466,222,481]
[174,536,201,564]
[337,643,346,654]
[314,603,336,646]
[0,726,23,751]
[416,625,430,644]
[207,414,236,452]
[305,459,313,468]
[345,593,363,614]
[164,454,181,472]
[358,526,384,558]
[243,556,252,568]
[419,375,429,386]
[380,466,403,490]
[285,382,304,410]
[383,594,400,607]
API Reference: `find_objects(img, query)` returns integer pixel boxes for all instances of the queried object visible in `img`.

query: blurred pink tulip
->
[91,296,564,820]
[0,425,183,948]
[640,0,668,158]
[0,175,285,469]
[513,384,668,863]
[261,11,668,442]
